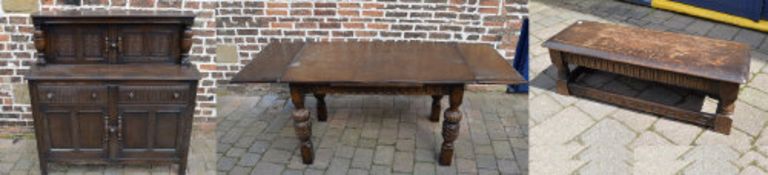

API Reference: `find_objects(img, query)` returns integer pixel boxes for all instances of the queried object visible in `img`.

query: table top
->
[231,42,526,85]
[543,21,751,84]
[27,64,200,81]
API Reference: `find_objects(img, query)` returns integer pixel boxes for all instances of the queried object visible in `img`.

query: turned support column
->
[714,82,738,134]
[430,95,443,122]
[290,85,314,164]
[314,93,327,122]
[439,85,464,166]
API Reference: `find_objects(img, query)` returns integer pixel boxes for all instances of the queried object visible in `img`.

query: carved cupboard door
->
[46,25,109,63]
[115,25,180,64]
[39,105,108,159]
[115,105,187,160]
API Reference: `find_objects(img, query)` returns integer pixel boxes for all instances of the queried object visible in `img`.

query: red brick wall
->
[215,0,527,83]
[0,0,527,124]
[0,0,217,124]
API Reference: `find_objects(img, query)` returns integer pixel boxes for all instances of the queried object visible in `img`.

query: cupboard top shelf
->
[26,64,200,81]
[31,10,195,25]
[32,10,195,18]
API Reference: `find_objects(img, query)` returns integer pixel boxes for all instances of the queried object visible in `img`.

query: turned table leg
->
[314,93,327,122]
[439,86,464,166]
[714,82,738,134]
[550,50,571,95]
[291,86,314,164]
[430,95,443,122]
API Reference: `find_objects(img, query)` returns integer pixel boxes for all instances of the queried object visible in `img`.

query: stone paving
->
[215,85,527,175]
[529,0,768,174]
[0,123,216,175]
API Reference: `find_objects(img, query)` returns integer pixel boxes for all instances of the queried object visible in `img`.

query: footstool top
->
[543,21,751,84]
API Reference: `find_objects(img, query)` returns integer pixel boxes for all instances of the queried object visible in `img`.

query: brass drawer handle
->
[46,92,53,99]
[173,92,180,99]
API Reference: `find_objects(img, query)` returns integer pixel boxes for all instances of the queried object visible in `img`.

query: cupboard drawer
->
[37,84,108,104]
[118,84,190,104]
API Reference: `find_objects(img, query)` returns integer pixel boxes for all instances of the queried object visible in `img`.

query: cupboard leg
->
[177,161,187,175]
[39,160,48,175]
[439,86,463,166]
[291,86,314,164]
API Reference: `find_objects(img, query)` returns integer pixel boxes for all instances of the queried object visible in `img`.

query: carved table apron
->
[231,42,526,165]
[543,21,751,134]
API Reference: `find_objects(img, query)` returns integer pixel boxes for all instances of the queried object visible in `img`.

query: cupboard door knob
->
[46,92,53,99]
[128,92,135,99]
[91,92,98,99]
[173,92,180,99]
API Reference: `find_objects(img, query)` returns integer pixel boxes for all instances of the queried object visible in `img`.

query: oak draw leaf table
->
[231,42,526,165]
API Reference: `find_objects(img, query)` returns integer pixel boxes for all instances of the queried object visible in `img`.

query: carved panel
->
[117,25,179,63]
[41,106,107,152]
[47,25,107,63]
[118,106,184,152]
[563,52,717,94]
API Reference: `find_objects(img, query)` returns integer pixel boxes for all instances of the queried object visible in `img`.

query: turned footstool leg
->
[714,83,738,135]
[291,87,314,164]
[439,86,464,166]
[314,93,327,122]
[430,95,443,122]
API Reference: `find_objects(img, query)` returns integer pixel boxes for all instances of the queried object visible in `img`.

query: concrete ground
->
[0,123,216,175]
[530,0,768,174]
[215,85,527,175]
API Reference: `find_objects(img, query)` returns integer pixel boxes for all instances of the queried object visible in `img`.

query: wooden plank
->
[26,64,200,81]
[455,43,526,84]
[229,42,305,83]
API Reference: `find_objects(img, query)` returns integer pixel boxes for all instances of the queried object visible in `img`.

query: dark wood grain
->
[27,64,200,81]
[29,10,198,175]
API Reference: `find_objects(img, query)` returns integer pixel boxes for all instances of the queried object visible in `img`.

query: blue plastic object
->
[508,18,529,93]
